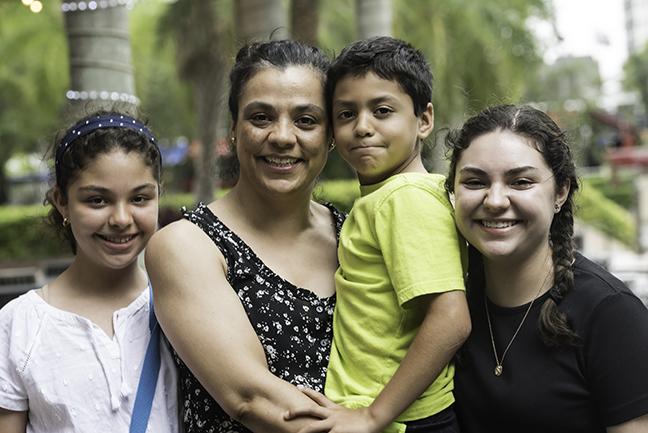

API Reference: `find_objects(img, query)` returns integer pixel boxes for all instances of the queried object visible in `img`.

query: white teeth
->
[481,220,516,229]
[103,235,134,244]
[265,157,298,167]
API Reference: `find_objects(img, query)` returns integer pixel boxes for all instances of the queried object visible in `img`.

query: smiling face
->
[332,72,433,185]
[54,150,159,271]
[453,130,569,265]
[231,65,330,198]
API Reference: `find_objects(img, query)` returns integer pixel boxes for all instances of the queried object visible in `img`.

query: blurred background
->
[2,0,648,306]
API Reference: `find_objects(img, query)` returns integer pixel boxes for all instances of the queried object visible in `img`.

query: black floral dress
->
[172,202,346,433]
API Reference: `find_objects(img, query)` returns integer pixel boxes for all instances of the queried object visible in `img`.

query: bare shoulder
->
[145,218,225,286]
[147,219,209,260]
[310,201,337,229]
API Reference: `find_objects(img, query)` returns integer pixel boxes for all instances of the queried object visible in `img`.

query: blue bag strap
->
[129,279,161,433]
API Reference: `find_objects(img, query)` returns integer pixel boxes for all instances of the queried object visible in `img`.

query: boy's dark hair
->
[445,104,580,348]
[44,108,161,255]
[326,36,434,117]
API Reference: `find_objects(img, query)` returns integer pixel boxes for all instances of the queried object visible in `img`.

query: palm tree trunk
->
[356,0,392,39]
[291,0,320,46]
[63,4,136,114]
[235,0,287,42]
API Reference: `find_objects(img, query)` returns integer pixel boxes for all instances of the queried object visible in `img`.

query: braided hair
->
[445,104,580,348]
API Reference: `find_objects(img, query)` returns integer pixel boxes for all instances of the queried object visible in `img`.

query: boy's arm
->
[286,290,471,433]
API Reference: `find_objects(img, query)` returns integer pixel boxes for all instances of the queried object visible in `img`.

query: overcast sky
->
[532,0,628,108]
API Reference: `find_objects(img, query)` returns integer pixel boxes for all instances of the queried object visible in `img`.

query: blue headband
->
[55,114,158,184]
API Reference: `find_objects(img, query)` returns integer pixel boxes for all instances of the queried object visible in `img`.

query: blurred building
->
[626,0,648,53]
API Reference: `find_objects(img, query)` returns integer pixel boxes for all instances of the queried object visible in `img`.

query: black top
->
[455,253,648,433]
[172,202,346,433]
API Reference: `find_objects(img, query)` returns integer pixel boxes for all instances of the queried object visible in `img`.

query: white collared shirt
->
[0,289,178,433]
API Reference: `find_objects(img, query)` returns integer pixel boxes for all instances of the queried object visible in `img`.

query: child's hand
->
[284,387,383,433]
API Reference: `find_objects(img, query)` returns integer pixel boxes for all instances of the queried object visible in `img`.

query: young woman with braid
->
[445,104,648,432]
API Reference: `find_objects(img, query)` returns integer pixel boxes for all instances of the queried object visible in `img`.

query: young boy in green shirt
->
[286,37,471,433]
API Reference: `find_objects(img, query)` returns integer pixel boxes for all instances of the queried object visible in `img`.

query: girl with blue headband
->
[0,110,179,432]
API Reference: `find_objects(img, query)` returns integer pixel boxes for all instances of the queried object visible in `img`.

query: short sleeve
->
[0,300,30,411]
[585,291,648,426]
[374,183,465,307]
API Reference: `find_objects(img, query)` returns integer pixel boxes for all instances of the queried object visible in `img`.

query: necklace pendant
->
[494,365,503,376]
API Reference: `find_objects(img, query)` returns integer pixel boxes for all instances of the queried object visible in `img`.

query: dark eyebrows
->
[458,165,539,177]
[243,101,325,116]
[458,166,487,176]
[294,103,326,116]
[332,95,399,108]
[505,166,540,176]
[243,101,273,113]
[77,183,157,194]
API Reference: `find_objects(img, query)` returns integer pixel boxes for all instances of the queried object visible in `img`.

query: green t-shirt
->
[325,173,466,431]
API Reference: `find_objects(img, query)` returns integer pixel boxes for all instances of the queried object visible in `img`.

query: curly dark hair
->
[445,104,580,348]
[44,109,161,255]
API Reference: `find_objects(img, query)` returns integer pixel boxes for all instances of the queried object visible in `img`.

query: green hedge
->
[314,179,360,212]
[0,179,637,261]
[576,183,637,248]
[0,204,64,261]
[581,175,635,210]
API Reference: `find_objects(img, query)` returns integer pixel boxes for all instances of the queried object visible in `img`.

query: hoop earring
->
[231,136,236,144]
[62,217,69,227]
[329,138,336,149]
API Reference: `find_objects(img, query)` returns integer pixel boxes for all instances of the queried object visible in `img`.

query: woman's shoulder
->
[564,253,647,327]
[314,202,347,239]
[571,253,637,299]
[146,213,221,270]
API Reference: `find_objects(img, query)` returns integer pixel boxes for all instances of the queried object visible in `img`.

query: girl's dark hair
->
[445,104,580,348]
[219,39,331,180]
[44,109,161,254]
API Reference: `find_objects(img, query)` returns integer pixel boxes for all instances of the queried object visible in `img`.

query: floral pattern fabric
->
[172,202,346,433]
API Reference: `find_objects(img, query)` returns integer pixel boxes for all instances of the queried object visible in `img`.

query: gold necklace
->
[484,267,552,376]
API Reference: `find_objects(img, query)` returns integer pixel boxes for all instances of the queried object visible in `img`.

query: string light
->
[61,0,137,12]
[21,0,42,13]
[66,90,140,105]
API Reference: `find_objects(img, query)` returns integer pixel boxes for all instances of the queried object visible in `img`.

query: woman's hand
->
[284,387,382,433]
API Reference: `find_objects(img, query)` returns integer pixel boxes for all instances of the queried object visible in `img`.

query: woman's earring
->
[329,138,336,150]
[554,204,561,213]
[231,136,236,144]
[62,217,69,227]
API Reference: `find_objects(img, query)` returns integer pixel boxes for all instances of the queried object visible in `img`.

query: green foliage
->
[130,0,196,141]
[623,43,648,118]
[581,174,635,210]
[393,0,550,127]
[0,193,200,261]
[0,0,68,202]
[0,204,66,261]
[319,0,356,53]
[314,179,360,212]
[576,182,637,248]
[0,177,637,260]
